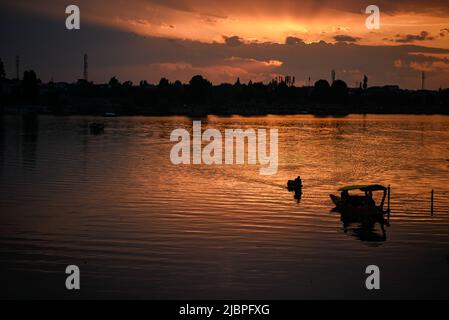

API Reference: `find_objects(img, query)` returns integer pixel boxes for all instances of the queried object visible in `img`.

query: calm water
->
[1,114,448,299]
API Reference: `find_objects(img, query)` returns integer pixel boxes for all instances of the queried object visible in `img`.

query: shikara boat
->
[89,123,105,134]
[330,184,390,217]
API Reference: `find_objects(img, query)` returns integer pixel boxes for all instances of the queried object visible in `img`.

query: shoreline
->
[2,105,449,117]
[2,111,449,117]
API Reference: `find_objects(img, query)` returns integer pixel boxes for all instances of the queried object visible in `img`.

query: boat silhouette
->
[330,184,390,242]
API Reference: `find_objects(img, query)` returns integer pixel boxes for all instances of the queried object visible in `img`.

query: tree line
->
[1,58,448,116]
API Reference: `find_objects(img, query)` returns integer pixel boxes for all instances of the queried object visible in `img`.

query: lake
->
[1,114,448,299]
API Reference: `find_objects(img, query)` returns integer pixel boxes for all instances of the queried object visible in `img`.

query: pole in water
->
[431,189,434,216]
[388,185,391,221]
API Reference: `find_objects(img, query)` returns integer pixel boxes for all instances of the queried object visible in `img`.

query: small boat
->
[89,123,105,134]
[287,176,303,192]
[330,184,390,217]
[104,112,116,117]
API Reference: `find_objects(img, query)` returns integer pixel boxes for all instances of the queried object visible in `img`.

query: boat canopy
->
[338,184,387,192]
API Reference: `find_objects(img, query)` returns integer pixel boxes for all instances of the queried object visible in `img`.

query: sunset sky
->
[1,0,449,89]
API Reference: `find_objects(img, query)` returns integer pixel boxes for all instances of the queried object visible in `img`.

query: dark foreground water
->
[0,114,448,299]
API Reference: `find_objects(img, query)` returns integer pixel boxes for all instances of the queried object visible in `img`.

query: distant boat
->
[287,176,302,192]
[89,123,105,134]
[104,112,116,117]
[330,184,390,217]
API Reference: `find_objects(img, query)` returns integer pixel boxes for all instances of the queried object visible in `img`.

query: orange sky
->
[2,0,449,88]
[8,0,449,47]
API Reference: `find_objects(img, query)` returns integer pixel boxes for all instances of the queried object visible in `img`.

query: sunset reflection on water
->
[1,115,448,299]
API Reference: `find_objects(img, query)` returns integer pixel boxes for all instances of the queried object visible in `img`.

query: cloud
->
[224,57,283,69]
[150,58,283,84]
[223,35,244,46]
[2,6,449,89]
[440,28,449,37]
[410,61,449,73]
[4,0,449,48]
[10,0,449,22]
[394,31,434,43]
[285,37,304,45]
[394,53,449,76]
[334,35,360,43]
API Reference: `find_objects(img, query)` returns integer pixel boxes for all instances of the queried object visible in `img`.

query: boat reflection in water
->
[336,209,388,242]
[330,184,391,243]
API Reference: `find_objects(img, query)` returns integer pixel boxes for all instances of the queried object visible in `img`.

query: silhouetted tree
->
[0,58,5,79]
[139,80,149,87]
[2,67,447,116]
[234,77,241,87]
[189,75,212,104]
[332,79,347,91]
[0,59,4,109]
[331,79,348,102]
[22,70,38,103]
[312,79,331,102]
[189,75,211,89]
[108,76,121,87]
[314,79,330,90]
[363,75,368,90]
[283,75,296,87]
[123,80,133,87]
[158,78,170,89]
[313,79,330,98]
[173,80,182,89]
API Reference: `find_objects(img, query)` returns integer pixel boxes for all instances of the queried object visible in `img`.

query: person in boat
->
[287,176,303,192]
[341,189,375,207]
[365,191,375,206]
[330,184,389,213]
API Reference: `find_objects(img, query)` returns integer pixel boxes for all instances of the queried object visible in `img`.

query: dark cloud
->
[334,35,360,43]
[285,37,304,45]
[7,0,449,29]
[223,35,244,46]
[395,31,434,43]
